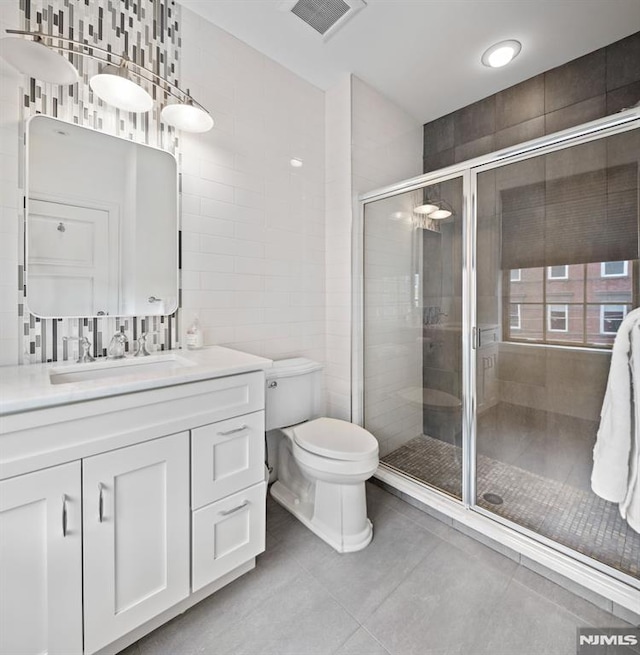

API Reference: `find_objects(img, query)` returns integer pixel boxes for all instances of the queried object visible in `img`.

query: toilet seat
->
[288,417,379,462]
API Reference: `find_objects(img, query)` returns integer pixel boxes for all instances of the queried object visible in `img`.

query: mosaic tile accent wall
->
[16,0,182,363]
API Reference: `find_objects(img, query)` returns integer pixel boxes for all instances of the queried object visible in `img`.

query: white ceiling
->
[178,0,640,124]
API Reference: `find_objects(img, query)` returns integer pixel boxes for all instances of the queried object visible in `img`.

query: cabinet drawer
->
[192,482,266,592]
[191,411,265,510]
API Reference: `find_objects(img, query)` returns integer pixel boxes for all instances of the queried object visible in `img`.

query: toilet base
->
[270,480,373,553]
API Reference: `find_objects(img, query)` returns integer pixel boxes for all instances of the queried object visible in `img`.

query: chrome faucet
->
[107,331,128,359]
[134,331,157,357]
[63,336,95,363]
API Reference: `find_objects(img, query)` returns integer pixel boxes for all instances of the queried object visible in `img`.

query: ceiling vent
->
[280,0,366,41]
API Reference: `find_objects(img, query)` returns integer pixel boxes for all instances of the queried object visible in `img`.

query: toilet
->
[266,358,379,553]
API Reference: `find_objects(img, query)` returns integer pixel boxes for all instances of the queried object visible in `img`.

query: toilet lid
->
[292,417,379,461]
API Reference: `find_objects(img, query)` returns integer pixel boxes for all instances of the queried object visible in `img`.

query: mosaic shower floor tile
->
[382,433,640,579]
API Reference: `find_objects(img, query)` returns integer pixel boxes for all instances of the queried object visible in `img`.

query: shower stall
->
[356,109,640,601]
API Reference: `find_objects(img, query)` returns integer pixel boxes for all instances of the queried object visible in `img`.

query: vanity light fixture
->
[481,39,522,68]
[0,35,79,84]
[89,61,153,113]
[413,199,454,227]
[161,99,214,133]
[0,29,213,132]
[414,203,439,215]
[428,205,453,220]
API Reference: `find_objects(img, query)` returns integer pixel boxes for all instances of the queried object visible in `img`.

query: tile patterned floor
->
[382,435,640,578]
[119,484,638,655]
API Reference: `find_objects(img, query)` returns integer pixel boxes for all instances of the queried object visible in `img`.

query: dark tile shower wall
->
[423,32,640,173]
[16,0,182,363]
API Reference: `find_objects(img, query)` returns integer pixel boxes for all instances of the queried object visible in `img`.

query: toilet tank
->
[265,358,324,430]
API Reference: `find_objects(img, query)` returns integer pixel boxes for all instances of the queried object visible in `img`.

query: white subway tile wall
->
[324,75,423,422]
[178,7,326,369]
[325,75,352,420]
[0,3,22,364]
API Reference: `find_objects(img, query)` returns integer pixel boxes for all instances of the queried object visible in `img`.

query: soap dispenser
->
[107,330,128,359]
[186,317,203,350]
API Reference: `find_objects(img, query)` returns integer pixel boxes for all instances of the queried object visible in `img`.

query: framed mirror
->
[25,115,178,318]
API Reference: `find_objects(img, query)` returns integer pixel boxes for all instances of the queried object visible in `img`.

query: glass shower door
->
[363,175,464,499]
[474,127,640,579]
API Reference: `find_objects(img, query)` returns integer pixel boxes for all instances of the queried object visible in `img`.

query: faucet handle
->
[63,336,95,363]
[134,331,157,357]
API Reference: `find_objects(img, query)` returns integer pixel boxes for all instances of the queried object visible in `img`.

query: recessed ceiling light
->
[290,157,303,168]
[481,40,522,68]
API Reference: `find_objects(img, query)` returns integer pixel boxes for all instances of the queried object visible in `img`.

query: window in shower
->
[505,261,636,347]
[363,175,464,499]
[475,127,640,580]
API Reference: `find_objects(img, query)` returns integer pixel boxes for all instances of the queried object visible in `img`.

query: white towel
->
[619,320,639,531]
[591,307,640,533]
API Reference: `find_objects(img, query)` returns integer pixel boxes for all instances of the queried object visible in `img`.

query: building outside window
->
[548,304,568,332]
[601,261,628,277]
[509,303,521,330]
[548,265,568,279]
[600,305,627,334]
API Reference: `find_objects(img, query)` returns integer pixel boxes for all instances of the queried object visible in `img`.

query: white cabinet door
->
[0,461,82,655]
[83,433,190,654]
[192,482,266,592]
[191,410,265,509]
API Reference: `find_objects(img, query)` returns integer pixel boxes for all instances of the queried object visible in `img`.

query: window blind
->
[500,164,639,270]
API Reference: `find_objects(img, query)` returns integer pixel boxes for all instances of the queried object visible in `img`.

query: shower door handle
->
[472,326,480,349]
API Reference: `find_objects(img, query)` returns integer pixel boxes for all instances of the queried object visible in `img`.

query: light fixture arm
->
[5,28,205,112]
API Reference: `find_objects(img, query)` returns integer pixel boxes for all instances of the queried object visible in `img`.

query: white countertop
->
[0,347,273,415]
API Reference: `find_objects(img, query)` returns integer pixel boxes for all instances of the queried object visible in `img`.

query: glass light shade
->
[290,157,303,168]
[414,203,439,215]
[0,37,79,84]
[428,208,453,220]
[161,102,214,133]
[481,40,522,68]
[90,65,153,112]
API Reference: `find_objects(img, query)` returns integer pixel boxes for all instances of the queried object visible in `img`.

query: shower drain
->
[482,492,504,505]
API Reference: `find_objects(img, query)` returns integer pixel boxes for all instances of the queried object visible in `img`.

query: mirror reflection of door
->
[26,116,178,318]
[27,199,119,317]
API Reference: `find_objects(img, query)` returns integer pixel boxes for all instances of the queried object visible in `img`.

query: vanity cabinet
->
[82,433,190,654]
[0,461,83,655]
[0,364,268,655]
[191,410,265,509]
[191,410,266,591]
[192,481,266,591]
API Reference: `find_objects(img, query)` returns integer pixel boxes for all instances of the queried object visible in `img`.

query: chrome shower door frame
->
[354,107,640,605]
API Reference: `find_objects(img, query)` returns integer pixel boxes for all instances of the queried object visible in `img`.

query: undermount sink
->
[49,354,196,385]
